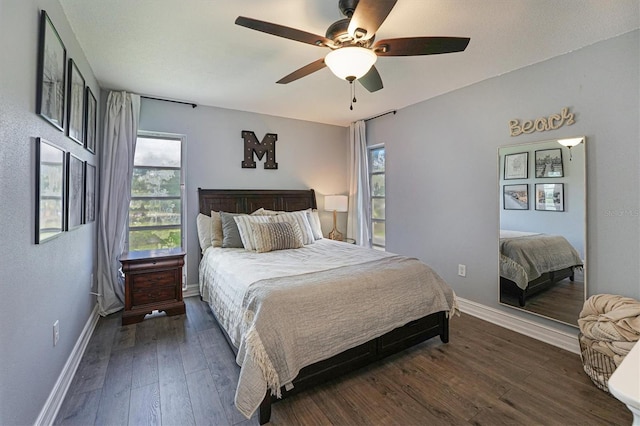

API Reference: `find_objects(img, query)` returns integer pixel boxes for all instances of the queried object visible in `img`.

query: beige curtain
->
[346,120,371,247]
[96,91,140,316]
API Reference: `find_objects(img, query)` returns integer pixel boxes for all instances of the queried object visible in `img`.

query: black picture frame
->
[535,148,564,178]
[84,162,96,223]
[535,183,565,212]
[503,184,529,210]
[504,152,528,180]
[36,138,65,243]
[85,87,97,154]
[67,58,85,145]
[36,11,66,131]
[66,153,84,230]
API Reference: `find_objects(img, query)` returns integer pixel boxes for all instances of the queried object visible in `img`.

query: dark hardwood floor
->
[55,296,630,426]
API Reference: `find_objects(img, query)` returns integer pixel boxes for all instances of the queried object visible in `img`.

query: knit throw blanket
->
[233,255,457,418]
[579,294,640,366]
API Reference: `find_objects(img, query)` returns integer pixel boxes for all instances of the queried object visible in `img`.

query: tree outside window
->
[369,146,385,249]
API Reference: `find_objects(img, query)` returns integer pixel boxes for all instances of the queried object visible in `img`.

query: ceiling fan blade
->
[348,0,397,41]
[276,58,327,84]
[373,37,470,56]
[358,65,383,92]
[235,16,334,48]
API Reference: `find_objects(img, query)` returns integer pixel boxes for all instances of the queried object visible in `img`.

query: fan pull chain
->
[349,80,357,110]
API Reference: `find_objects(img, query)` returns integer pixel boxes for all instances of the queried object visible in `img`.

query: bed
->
[197,188,457,424]
[499,230,583,307]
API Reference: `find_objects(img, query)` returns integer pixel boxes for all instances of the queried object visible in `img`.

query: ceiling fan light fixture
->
[325,47,377,81]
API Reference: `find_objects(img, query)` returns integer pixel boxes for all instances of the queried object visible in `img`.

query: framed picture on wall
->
[503,184,529,210]
[67,58,85,145]
[504,152,528,180]
[85,87,97,154]
[84,162,96,223]
[66,153,84,230]
[36,11,66,131]
[535,148,564,178]
[36,138,65,243]
[535,183,564,211]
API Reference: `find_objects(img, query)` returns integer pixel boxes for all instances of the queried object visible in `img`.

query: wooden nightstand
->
[120,248,186,325]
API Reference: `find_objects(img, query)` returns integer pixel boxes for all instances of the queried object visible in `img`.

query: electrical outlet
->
[458,264,466,277]
[53,320,59,346]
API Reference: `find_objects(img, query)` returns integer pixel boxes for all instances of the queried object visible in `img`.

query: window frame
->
[127,131,186,253]
[368,144,385,250]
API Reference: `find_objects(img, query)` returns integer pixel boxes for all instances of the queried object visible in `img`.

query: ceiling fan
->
[235,0,470,94]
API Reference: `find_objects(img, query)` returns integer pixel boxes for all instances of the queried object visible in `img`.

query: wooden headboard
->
[198,188,317,215]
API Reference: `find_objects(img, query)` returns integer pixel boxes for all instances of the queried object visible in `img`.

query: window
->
[128,133,184,252]
[369,145,385,249]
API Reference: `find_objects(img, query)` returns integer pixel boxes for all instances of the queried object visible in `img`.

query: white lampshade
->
[325,47,377,81]
[557,137,584,147]
[324,195,348,212]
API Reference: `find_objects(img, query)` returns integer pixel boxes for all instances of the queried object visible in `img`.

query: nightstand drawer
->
[131,271,177,289]
[132,285,177,306]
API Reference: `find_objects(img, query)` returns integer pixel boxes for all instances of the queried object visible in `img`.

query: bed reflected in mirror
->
[498,137,586,327]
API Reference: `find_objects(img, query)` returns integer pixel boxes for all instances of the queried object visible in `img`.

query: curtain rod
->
[364,110,396,122]
[141,95,197,108]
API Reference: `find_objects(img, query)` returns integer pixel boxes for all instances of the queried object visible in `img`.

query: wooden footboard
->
[205,303,448,424]
[257,311,448,424]
[501,266,576,307]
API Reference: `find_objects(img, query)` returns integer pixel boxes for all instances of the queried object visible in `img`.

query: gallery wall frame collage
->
[502,148,565,213]
[35,10,97,244]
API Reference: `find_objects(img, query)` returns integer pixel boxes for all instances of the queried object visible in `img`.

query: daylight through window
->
[128,134,184,252]
[369,145,385,249]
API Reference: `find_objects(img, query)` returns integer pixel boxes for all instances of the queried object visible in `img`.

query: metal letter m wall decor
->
[241,130,278,169]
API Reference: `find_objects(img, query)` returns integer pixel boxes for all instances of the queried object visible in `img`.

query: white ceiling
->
[58,0,639,127]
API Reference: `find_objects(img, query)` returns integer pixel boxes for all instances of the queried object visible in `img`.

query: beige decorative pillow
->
[196,213,213,252]
[251,221,304,253]
[234,215,272,250]
[272,211,315,245]
[210,211,223,247]
[251,207,281,216]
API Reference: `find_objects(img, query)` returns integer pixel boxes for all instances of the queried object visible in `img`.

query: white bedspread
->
[199,239,456,418]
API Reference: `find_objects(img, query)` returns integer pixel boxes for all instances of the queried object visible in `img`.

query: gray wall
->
[0,0,100,424]
[367,30,640,333]
[138,100,349,286]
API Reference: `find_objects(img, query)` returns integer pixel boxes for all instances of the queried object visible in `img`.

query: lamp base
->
[328,209,344,241]
[328,228,344,241]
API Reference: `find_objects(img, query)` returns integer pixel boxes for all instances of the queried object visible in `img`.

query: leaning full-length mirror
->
[498,137,586,327]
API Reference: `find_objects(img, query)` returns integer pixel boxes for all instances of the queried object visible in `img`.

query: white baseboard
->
[183,282,200,298]
[35,303,100,426]
[457,297,580,354]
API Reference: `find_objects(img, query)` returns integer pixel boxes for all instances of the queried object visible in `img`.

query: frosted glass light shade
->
[557,137,584,147]
[324,195,348,212]
[325,47,377,81]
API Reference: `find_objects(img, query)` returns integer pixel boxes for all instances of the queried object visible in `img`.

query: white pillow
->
[307,209,323,240]
[196,213,212,252]
[272,211,315,245]
[234,215,273,251]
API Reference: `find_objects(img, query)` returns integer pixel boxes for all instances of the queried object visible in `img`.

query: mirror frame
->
[498,137,586,327]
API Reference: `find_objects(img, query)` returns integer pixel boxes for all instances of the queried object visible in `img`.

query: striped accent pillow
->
[251,221,304,253]
[272,211,315,245]
[233,215,272,251]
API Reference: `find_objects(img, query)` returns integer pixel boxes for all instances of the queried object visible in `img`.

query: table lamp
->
[324,195,348,241]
